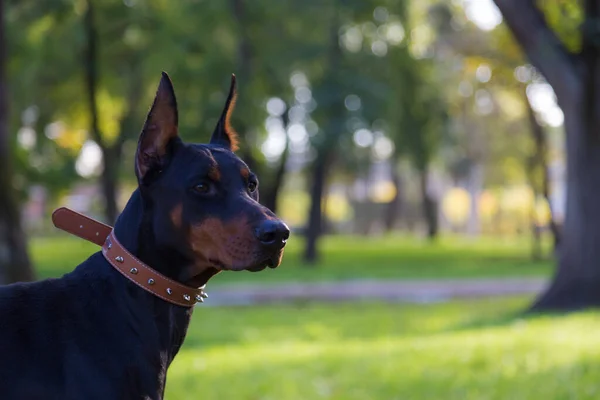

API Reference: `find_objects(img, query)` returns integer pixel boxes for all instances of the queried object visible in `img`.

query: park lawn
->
[166,296,600,400]
[30,234,553,284]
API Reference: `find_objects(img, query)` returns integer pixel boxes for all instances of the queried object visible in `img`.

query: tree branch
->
[524,89,561,249]
[581,0,600,137]
[83,0,104,150]
[493,0,581,102]
[229,0,259,171]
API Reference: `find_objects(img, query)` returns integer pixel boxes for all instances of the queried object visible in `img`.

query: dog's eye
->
[194,182,210,194]
[248,181,258,193]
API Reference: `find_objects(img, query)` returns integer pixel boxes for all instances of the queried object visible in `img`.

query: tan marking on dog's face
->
[208,166,221,182]
[240,167,250,180]
[189,216,260,270]
[170,203,183,228]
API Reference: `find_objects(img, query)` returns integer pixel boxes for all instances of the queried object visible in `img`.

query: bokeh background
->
[2,0,599,399]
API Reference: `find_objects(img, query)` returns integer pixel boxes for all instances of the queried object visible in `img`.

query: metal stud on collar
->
[115,256,124,263]
[183,294,191,302]
[195,294,205,303]
[147,278,155,285]
[166,288,173,295]
[130,268,138,274]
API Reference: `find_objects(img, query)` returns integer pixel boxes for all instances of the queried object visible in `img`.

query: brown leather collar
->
[52,207,207,307]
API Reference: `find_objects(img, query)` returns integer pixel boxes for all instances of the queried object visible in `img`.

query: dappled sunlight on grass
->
[164,297,600,399]
[30,234,552,282]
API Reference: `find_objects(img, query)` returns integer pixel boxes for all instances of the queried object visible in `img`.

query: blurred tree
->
[81,0,145,223]
[261,109,290,213]
[372,2,449,239]
[384,152,404,232]
[229,0,261,172]
[227,0,298,213]
[6,0,80,200]
[523,89,560,259]
[299,0,383,259]
[304,1,344,263]
[7,0,305,223]
[424,1,557,240]
[0,0,35,284]
[4,0,146,222]
[391,54,447,239]
[83,0,116,222]
[494,0,600,310]
[302,0,417,258]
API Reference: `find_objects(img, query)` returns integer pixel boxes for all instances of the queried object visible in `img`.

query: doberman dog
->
[0,72,290,400]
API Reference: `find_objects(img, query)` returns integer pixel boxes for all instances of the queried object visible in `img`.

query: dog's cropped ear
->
[210,74,239,152]
[135,72,179,185]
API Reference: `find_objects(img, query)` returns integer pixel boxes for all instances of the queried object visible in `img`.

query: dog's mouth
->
[246,264,268,272]
[246,251,283,272]
[246,255,279,272]
[210,252,282,272]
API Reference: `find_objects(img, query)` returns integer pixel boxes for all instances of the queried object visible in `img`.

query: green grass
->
[165,296,600,399]
[31,234,552,284]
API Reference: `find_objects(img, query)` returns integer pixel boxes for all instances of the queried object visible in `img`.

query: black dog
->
[0,73,289,400]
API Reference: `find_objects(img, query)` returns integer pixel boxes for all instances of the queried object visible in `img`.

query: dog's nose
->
[255,220,290,249]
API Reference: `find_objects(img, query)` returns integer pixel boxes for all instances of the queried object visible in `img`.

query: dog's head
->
[134,73,289,277]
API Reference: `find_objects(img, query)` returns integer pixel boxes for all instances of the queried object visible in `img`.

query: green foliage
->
[6,1,82,196]
[7,0,416,189]
[31,234,552,282]
[419,1,540,187]
[5,0,459,203]
[539,0,583,52]
[161,297,600,399]
[5,0,574,238]
[391,53,448,171]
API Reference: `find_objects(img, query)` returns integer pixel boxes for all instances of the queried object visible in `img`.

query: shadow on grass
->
[444,297,600,335]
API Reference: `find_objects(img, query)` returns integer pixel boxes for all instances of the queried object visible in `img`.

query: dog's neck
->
[106,189,215,394]
[113,189,217,287]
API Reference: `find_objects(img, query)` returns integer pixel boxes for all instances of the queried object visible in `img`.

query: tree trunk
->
[0,0,35,284]
[419,168,438,239]
[492,0,600,311]
[303,154,329,264]
[302,0,342,264]
[465,161,483,236]
[385,156,403,232]
[262,112,290,213]
[531,96,600,310]
[230,0,260,174]
[100,147,119,224]
[84,0,119,223]
[525,150,543,260]
[530,222,543,260]
[524,90,560,257]
[262,140,288,213]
